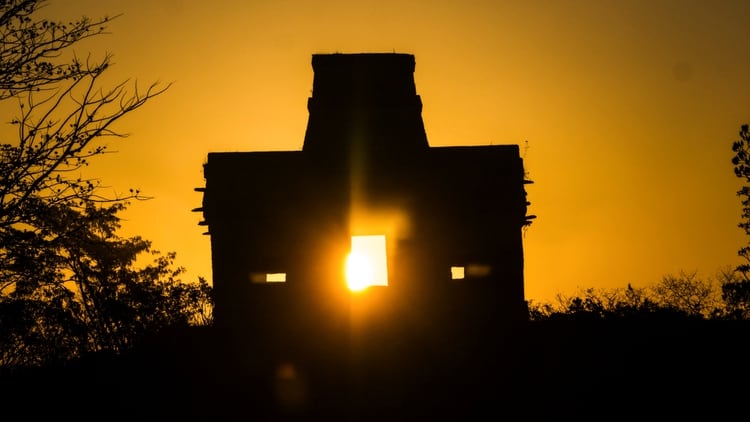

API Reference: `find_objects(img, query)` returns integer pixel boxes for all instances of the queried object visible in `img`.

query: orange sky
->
[38,0,750,304]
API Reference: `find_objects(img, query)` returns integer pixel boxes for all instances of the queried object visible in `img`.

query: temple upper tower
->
[302,53,429,159]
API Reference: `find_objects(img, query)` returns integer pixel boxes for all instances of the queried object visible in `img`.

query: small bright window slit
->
[249,272,286,283]
[266,273,286,282]
[346,235,388,292]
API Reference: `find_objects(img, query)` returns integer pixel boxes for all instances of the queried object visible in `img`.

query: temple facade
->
[197,53,534,342]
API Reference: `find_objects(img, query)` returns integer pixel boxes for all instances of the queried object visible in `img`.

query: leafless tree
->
[649,271,722,318]
[0,0,170,231]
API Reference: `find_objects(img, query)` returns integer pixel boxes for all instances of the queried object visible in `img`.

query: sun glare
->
[346,235,388,292]
[346,252,374,291]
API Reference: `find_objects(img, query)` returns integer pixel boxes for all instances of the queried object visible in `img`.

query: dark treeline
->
[528,269,750,321]
[3,268,750,420]
[2,297,749,421]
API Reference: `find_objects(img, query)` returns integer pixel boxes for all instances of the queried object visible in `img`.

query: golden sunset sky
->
[39,0,750,304]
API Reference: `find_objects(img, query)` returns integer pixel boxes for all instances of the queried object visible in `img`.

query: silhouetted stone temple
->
[196,53,535,346]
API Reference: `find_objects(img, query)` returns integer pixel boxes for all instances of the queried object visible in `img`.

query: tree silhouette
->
[528,284,666,321]
[0,1,210,369]
[0,1,169,230]
[650,271,722,318]
[728,123,750,317]
[1,201,214,367]
[529,272,728,321]
[529,123,750,322]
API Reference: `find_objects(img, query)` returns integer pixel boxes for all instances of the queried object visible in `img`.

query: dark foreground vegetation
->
[2,307,750,421]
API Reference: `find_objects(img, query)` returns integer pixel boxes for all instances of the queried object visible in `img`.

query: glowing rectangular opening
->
[266,273,286,282]
[346,235,388,291]
[250,272,286,283]
[451,266,465,280]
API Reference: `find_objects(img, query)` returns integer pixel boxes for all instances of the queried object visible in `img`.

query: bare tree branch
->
[0,0,121,100]
[0,4,170,230]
